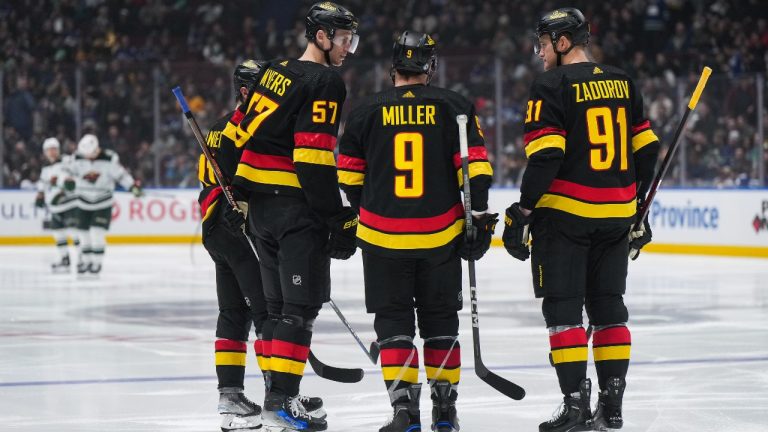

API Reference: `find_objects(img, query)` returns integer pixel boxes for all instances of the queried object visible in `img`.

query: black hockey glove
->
[629,211,652,260]
[502,203,532,261]
[223,201,249,236]
[458,213,499,261]
[34,192,45,208]
[326,207,358,260]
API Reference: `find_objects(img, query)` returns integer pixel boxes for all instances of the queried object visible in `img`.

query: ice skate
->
[539,378,593,432]
[431,381,458,432]
[219,389,263,431]
[77,262,89,275]
[592,377,625,431]
[380,384,421,432]
[51,255,70,273]
[297,394,326,419]
[88,263,102,274]
[262,392,327,431]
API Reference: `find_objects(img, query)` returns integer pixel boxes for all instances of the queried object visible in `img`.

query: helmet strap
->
[312,27,335,66]
[551,33,575,67]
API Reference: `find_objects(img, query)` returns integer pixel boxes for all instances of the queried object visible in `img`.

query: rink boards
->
[1,188,767,257]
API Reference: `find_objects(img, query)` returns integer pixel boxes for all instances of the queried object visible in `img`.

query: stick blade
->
[308,351,364,383]
[475,362,526,400]
[369,341,380,364]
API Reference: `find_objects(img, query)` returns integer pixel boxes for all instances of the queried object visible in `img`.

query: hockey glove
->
[34,192,45,208]
[629,213,652,260]
[129,180,143,198]
[326,207,358,260]
[502,203,532,261]
[458,212,499,261]
[223,201,249,236]
[63,178,76,191]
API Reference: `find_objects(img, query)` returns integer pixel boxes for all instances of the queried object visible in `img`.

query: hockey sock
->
[423,336,460,399]
[78,229,92,265]
[215,339,247,389]
[269,315,311,397]
[90,227,107,267]
[52,229,68,259]
[255,318,278,389]
[592,325,631,390]
[549,326,588,395]
[379,336,420,405]
[72,234,82,261]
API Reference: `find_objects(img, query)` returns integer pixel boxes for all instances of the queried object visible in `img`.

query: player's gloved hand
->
[629,211,652,260]
[458,212,499,261]
[129,180,143,198]
[223,200,249,235]
[34,192,45,208]
[49,175,58,186]
[502,203,532,261]
[326,207,358,260]
[63,178,76,192]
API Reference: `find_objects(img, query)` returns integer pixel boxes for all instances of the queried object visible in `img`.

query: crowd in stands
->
[2,0,767,188]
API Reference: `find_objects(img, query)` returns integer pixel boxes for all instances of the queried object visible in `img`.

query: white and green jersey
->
[37,155,79,214]
[67,149,135,211]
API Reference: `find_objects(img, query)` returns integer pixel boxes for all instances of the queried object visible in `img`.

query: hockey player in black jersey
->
[502,8,660,432]
[338,31,495,432]
[230,3,359,431]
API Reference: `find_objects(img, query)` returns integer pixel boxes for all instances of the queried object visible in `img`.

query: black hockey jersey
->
[198,110,244,236]
[232,59,347,220]
[520,62,660,224]
[338,84,493,258]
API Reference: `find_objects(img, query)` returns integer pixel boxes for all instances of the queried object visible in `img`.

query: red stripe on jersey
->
[548,179,636,203]
[359,203,463,233]
[230,110,245,125]
[632,120,651,135]
[271,339,310,362]
[338,154,366,171]
[380,348,420,367]
[294,132,337,151]
[241,150,295,171]
[549,327,587,349]
[200,187,223,218]
[215,339,247,352]
[253,340,265,356]
[592,326,631,347]
[423,348,461,368]
[524,127,566,145]
[452,146,489,169]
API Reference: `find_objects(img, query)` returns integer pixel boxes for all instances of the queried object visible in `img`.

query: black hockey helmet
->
[391,30,437,83]
[305,2,359,46]
[233,59,266,100]
[534,8,590,55]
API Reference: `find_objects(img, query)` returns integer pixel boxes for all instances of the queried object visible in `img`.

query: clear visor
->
[532,33,546,54]
[332,33,360,54]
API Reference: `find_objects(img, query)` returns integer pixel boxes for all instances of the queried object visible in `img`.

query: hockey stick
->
[457,114,526,400]
[630,66,712,258]
[172,86,364,383]
[327,299,377,364]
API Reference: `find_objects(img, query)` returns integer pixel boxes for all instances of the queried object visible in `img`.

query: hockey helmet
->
[305,2,359,53]
[42,137,61,151]
[391,31,437,83]
[77,134,100,158]
[233,59,267,95]
[535,8,590,54]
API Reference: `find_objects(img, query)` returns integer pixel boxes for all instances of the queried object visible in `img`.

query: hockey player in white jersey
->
[35,137,80,272]
[68,134,142,274]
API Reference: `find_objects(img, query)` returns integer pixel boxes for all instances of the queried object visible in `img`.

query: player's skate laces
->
[297,394,326,419]
[218,390,262,431]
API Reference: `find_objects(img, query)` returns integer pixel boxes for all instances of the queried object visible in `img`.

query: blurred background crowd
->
[2,0,766,188]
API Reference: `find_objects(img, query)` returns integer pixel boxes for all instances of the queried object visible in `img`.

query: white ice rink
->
[1,245,767,432]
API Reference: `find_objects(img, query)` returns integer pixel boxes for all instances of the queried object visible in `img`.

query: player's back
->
[525,62,650,224]
[198,110,242,228]
[342,84,476,256]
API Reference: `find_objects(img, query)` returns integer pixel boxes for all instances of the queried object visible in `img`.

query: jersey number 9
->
[393,132,424,198]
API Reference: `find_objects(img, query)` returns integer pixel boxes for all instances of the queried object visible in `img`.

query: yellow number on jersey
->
[312,100,338,124]
[236,92,279,147]
[586,106,628,171]
[525,99,542,123]
[393,132,424,198]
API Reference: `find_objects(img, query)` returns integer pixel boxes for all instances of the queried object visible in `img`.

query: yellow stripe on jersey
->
[425,366,460,384]
[525,135,566,158]
[456,161,493,187]
[235,164,301,188]
[550,347,588,365]
[593,345,631,361]
[270,357,307,376]
[357,219,464,250]
[382,366,419,383]
[631,129,658,153]
[293,148,336,166]
[338,170,365,186]
[256,354,270,372]
[215,351,247,366]
[202,200,219,223]
[536,194,637,219]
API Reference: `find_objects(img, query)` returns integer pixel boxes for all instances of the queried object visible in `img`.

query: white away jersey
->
[37,155,79,213]
[66,149,135,211]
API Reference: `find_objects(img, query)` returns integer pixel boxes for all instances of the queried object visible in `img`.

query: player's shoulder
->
[209,111,233,132]
[96,149,119,163]
[422,85,473,110]
[290,60,343,88]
